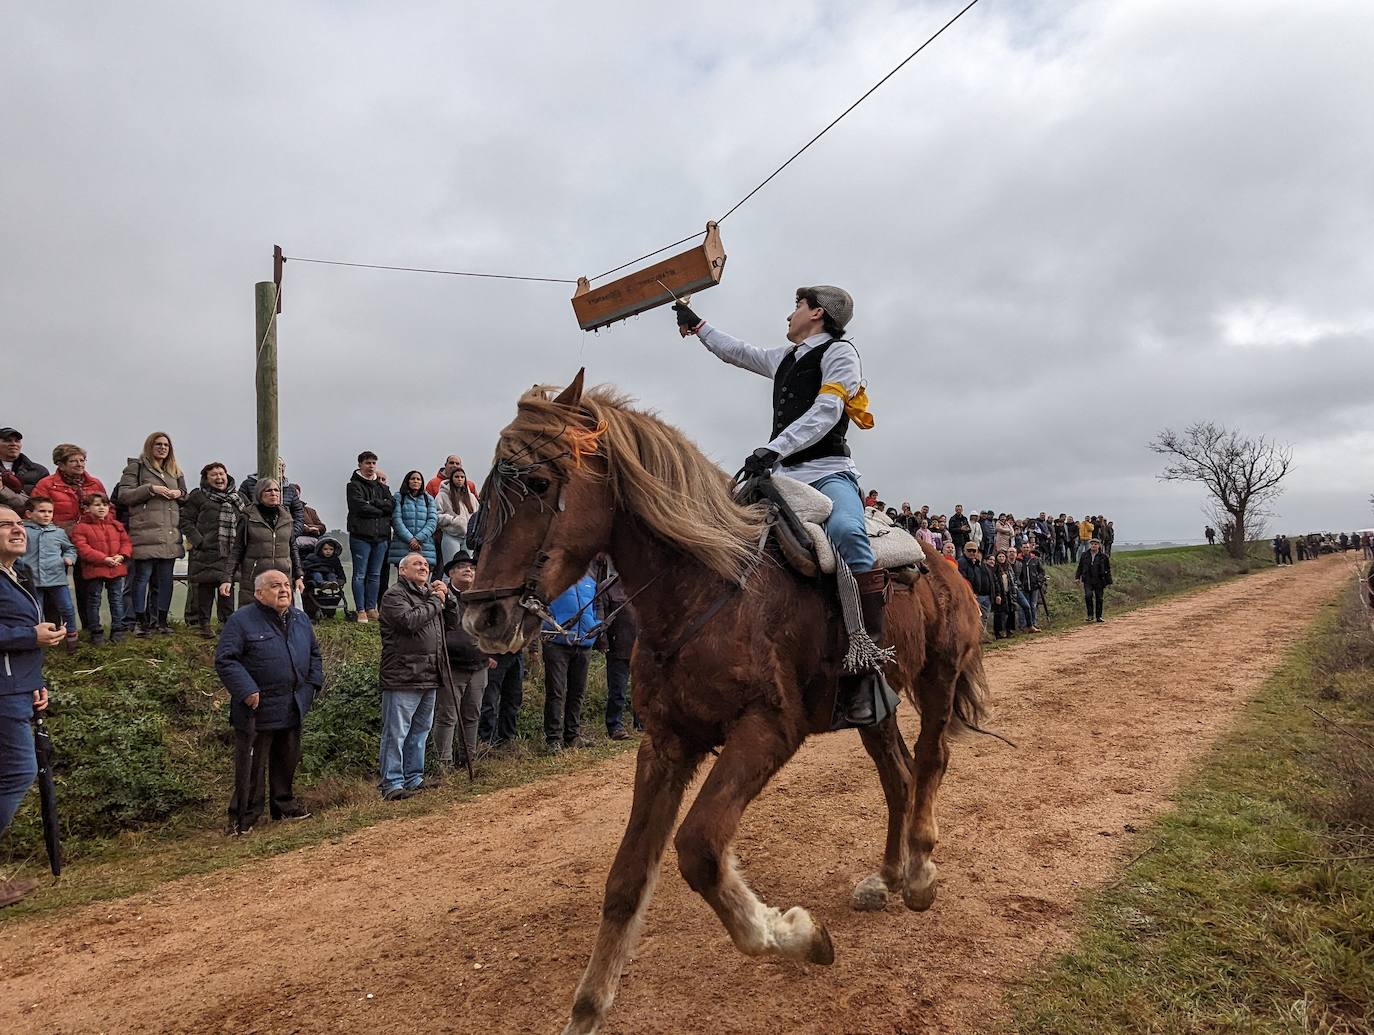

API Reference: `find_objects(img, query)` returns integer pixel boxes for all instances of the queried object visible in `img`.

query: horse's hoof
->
[902,862,939,912]
[808,920,836,965]
[851,873,890,912]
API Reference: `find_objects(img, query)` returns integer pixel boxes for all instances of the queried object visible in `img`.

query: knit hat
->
[797,285,854,333]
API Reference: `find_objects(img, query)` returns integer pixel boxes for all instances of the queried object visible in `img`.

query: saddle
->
[740,475,926,579]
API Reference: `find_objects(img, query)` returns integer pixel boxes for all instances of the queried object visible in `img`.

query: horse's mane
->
[496,385,766,583]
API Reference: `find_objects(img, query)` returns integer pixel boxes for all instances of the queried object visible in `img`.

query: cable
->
[715,0,983,225]
[283,0,981,290]
[283,255,576,285]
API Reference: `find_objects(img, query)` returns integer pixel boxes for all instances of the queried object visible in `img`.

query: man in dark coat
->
[346,451,394,622]
[1074,538,1113,624]
[947,505,971,552]
[0,429,49,512]
[957,541,995,636]
[377,552,453,799]
[1,505,62,906]
[214,568,323,835]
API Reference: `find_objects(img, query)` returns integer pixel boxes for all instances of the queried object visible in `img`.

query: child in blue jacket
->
[19,497,78,651]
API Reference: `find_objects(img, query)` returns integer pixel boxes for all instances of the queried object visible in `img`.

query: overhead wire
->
[284,0,982,289]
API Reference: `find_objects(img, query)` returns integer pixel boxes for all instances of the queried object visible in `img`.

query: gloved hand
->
[741,447,780,479]
[673,301,703,336]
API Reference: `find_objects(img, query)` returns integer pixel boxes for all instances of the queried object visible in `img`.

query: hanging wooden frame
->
[571,222,727,331]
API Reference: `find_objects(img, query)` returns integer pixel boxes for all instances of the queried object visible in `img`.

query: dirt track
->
[0,555,1349,1034]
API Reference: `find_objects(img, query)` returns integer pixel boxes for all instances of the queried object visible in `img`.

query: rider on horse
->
[673,286,886,726]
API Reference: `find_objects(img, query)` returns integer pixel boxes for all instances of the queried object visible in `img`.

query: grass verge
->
[1009,575,1374,1034]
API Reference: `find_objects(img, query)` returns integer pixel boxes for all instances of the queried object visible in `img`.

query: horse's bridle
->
[458,437,579,635]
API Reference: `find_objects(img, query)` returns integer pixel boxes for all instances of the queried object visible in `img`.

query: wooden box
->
[572,223,726,331]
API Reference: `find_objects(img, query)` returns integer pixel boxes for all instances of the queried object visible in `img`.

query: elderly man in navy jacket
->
[215,568,323,834]
[1,505,64,906]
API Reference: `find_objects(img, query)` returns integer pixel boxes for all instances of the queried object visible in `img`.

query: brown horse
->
[463,372,991,1035]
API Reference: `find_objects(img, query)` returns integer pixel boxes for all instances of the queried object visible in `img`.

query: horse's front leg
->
[563,731,704,1035]
[851,714,914,911]
[902,665,954,912]
[673,711,833,963]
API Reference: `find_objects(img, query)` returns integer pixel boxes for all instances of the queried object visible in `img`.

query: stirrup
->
[832,670,901,731]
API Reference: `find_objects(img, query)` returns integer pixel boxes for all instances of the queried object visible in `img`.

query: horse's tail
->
[949,651,1015,746]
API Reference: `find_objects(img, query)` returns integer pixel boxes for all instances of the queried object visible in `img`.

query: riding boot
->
[838,570,891,727]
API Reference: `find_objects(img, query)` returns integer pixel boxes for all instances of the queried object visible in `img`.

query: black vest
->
[771,340,850,467]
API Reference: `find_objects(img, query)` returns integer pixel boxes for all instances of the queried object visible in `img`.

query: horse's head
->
[462,369,615,653]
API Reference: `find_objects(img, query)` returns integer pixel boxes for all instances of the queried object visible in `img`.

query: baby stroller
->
[304,578,348,621]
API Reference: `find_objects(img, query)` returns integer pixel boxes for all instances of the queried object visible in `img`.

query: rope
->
[715,0,982,226]
[283,255,577,285]
[281,0,982,290]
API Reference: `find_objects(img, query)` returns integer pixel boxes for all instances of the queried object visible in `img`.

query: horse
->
[463,370,992,1035]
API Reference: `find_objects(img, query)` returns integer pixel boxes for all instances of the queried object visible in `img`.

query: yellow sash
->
[819,382,875,429]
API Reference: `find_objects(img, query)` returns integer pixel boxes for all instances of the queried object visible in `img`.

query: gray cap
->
[797,285,853,333]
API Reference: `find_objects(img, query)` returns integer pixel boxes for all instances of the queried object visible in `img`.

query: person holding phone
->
[0,505,61,907]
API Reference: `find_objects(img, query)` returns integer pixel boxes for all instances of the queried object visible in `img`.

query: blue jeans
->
[350,538,388,612]
[812,471,877,572]
[0,713,38,839]
[132,558,175,618]
[37,584,77,631]
[1017,589,1035,628]
[83,577,127,634]
[378,688,436,793]
[975,593,992,630]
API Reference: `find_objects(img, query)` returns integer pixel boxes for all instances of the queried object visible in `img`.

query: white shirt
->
[696,323,862,484]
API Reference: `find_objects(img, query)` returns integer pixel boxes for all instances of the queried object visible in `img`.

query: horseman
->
[673,286,886,726]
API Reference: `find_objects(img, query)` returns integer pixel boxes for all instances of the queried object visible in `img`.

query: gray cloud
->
[3,0,1372,542]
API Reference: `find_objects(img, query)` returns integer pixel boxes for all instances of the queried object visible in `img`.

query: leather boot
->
[840,570,890,726]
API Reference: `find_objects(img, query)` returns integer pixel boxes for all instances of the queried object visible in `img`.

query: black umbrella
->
[31,707,61,876]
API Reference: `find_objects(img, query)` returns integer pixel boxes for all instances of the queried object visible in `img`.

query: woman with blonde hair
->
[118,431,187,634]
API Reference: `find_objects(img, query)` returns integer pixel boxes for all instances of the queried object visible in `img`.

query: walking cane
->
[235,707,257,834]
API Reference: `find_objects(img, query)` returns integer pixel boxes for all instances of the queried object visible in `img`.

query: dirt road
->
[0,555,1349,1034]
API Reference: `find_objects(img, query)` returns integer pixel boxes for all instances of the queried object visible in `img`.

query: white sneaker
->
[356,612,369,624]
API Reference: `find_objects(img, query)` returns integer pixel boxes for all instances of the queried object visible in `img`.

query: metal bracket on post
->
[273,244,284,313]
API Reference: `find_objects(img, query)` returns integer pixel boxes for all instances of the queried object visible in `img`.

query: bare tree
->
[1150,422,1294,559]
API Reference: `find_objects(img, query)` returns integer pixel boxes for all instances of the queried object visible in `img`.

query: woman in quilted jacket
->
[388,470,437,568]
[118,432,187,635]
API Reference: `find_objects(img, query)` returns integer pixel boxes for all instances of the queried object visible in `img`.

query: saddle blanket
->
[770,475,925,575]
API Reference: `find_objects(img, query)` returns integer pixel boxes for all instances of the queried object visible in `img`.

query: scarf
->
[203,488,242,558]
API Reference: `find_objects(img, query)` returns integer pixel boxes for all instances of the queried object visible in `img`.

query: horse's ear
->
[553,368,586,407]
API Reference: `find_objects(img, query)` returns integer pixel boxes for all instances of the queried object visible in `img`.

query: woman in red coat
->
[31,443,107,633]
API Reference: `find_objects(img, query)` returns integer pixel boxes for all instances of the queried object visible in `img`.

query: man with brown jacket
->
[377,552,454,800]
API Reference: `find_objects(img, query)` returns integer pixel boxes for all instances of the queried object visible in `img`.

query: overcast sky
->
[4,0,1372,541]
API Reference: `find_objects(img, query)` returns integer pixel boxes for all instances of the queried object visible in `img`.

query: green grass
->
[1010,584,1374,1035]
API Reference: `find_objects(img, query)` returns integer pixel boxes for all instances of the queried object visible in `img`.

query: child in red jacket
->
[70,493,133,645]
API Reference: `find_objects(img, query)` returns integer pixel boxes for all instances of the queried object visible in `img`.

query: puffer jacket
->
[214,602,323,732]
[388,489,438,566]
[346,472,394,543]
[303,536,346,583]
[544,576,599,647]
[118,457,187,560]
[230,505,302,606]
[32,471,107,530]
[18,521,76,588]
[180,474,243,585]
[71,514,133,580]
[378,578,455,692]
[0,567,45,718]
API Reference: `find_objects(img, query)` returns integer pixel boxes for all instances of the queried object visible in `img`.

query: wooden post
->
[254,281,279,484]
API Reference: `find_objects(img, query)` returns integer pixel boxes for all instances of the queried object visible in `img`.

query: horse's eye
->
[526,476,551,494]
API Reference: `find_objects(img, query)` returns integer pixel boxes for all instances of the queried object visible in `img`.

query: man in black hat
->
[0,429,49,512]
[437,551,492,776]
[673,287,890,726]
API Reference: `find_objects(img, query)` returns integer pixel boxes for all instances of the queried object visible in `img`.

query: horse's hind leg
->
[851,715,913,911]
[564,732,704,1035]
[673,712,833,963]
[902,663,955,912]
